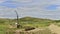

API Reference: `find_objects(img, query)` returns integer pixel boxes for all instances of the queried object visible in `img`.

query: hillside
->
[0,17,60,34]
[16,17,54,27]
[0,17,60,27]
[0,17,55,27]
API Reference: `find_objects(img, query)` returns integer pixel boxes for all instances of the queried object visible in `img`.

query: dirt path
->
[15,28,43,34]
[48,24,60,34]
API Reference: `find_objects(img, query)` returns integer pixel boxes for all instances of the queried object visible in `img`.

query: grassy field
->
[0,17,60,34]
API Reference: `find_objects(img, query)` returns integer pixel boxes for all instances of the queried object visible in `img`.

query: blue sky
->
[0,0,60,20]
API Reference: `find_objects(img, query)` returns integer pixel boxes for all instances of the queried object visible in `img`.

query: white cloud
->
[0,0,60,19]
[12,0,33,3]
[0,0,7,3]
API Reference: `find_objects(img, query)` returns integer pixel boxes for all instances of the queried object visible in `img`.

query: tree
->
[14,11,22,28]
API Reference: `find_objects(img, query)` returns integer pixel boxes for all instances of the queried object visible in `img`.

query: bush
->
[24,26,35,31]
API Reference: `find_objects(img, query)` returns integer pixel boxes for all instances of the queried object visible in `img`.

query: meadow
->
[0,17,59,34]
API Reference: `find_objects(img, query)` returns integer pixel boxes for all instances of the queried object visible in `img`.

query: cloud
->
[0,0,6,3]
[0,0,60,19]
[12,0,33,3]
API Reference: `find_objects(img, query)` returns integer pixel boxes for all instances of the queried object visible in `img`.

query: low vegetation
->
[0,17,60,34]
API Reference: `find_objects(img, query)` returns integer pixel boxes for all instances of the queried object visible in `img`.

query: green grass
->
[0,25,8,34]
[0,17,59,34]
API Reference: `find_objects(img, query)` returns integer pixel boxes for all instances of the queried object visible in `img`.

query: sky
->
[0,0,60,20]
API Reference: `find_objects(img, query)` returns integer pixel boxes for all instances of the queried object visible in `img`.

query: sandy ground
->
[48,24,60,34]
